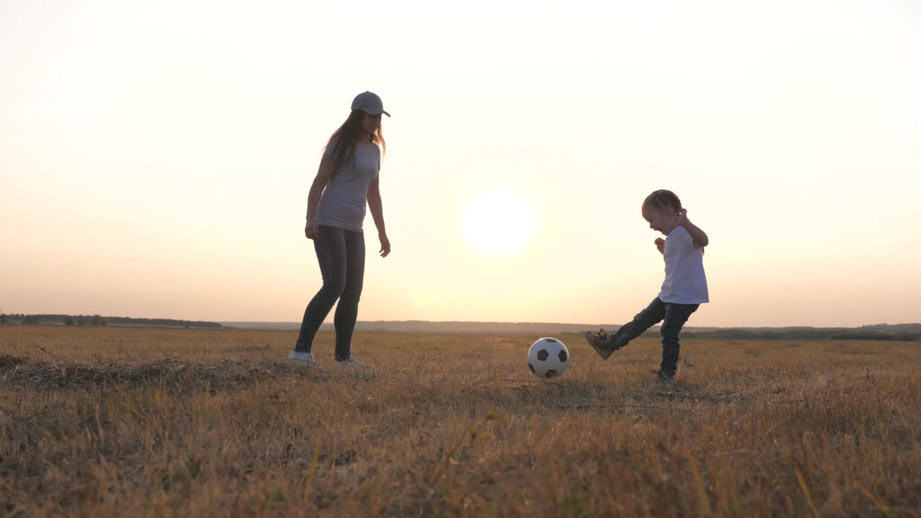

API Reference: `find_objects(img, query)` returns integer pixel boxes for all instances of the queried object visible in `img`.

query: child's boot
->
[584,329,615,360]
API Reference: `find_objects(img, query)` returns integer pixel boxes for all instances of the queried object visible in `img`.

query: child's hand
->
[655,238,665,254]
[677,208,708,250]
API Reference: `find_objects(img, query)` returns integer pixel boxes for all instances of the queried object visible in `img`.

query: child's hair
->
[642,189,682,215]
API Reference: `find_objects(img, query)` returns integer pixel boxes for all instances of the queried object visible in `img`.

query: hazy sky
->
[2,0,920,326]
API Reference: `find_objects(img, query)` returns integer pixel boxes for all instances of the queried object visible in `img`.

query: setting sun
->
[460,190,537,257]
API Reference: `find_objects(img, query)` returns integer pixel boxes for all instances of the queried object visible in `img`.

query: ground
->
[1,326,919,516]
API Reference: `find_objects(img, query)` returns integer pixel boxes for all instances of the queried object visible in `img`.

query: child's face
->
[643,205,680,235]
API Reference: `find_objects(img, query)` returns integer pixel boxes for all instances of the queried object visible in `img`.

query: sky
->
[1,0,920,327]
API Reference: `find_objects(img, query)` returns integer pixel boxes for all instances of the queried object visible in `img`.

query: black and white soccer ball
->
[527,337,569,379]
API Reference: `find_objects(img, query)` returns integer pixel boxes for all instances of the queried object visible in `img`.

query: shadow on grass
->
[404,374,750,421]
[0,354,325,395]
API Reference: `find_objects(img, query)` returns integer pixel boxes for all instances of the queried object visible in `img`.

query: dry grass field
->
[2,326,920,517]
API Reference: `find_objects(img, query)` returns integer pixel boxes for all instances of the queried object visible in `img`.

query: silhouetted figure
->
[290,92,392,368]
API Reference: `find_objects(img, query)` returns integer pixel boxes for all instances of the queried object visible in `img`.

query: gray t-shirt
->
[316,139,380,232]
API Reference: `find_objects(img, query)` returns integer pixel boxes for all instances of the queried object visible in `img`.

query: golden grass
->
[1,326,920,516]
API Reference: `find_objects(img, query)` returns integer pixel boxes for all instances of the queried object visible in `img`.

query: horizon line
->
[2,312,918,329]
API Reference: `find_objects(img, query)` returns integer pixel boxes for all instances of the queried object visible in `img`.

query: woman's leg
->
[612,298,667,346]
[294,226,348,353]
[659,303,699,377]
[333,229,365,360]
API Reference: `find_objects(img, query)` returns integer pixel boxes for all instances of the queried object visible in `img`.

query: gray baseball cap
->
[351,91,390,117]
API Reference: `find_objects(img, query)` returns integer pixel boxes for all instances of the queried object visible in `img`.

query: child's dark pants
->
[614,297,698,376]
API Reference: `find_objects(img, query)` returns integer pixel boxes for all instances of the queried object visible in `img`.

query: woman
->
[289,91,391,367]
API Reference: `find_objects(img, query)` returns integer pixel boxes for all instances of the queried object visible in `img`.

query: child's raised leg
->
[612,298,667,348]
[659,303,699,378]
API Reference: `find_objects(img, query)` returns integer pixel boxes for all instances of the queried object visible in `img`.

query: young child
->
[585,189,709,380]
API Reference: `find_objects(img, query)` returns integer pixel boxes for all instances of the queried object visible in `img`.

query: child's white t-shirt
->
[658,225,709,304]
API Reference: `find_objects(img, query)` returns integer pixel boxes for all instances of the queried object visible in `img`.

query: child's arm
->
[678,209,708,248]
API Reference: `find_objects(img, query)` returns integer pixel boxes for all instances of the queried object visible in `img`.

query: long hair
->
[325,110,386,161]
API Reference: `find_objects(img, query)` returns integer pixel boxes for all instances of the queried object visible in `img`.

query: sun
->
[460,190,537,256]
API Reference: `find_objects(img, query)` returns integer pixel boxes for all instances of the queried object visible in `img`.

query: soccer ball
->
[527,337,569,379]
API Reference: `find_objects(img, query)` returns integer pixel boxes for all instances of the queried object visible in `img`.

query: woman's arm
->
[677,209,708,248]
[367,176,390,257]
[304,155,337,239]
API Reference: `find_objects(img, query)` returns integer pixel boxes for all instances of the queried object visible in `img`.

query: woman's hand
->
[305,220,319,240]
[378,232,391,257]
[303,155,336,241]
[655,238,666,254]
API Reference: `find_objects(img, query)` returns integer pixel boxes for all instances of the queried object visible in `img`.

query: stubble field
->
[1,326,920,516]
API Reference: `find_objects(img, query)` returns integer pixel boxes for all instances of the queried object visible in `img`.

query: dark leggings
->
[613,297,698,376]
[295,225,365,360]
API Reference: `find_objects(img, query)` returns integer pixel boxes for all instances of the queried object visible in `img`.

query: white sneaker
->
[334,357,362,368]
[288,350,316,367]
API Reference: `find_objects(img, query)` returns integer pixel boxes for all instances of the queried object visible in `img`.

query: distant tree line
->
[106,317,223,328]
[0,314,222,329]
[679,327,921,341]
[65,315,108,326]
[1,313,109,326]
